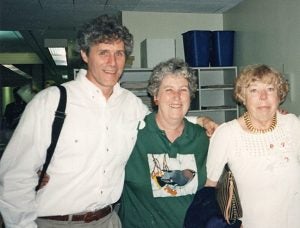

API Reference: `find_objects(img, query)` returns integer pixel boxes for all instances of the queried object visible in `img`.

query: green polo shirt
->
[119,112,209,228]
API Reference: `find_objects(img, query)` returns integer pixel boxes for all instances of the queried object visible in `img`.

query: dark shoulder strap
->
[36,85,67,191]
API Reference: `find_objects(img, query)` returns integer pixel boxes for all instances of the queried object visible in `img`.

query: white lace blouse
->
[207,112,300,228]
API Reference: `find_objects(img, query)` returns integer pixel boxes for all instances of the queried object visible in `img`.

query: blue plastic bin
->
[211,31,235,67]
[182,30,212,67]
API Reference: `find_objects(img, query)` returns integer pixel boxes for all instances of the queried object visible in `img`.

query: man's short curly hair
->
[77,14,133,57]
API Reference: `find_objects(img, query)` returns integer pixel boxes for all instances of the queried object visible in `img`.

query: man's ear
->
[81,50,88,63]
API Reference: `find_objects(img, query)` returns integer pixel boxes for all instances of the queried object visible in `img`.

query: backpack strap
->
[36,85,67,191]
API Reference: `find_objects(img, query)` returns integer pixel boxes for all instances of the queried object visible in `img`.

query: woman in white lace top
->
[205,64,300,228]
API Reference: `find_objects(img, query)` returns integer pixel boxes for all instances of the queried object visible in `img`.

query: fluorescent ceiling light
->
[48,47,67,66]
[3,64,32,79]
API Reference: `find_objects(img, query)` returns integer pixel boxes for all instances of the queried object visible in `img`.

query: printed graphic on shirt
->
[148,153,198,197]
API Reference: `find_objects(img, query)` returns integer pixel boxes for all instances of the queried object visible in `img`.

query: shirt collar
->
[145,112,192,138]
[76,69,123,100]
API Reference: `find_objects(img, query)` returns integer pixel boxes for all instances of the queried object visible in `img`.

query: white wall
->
[121,11,223,68]
[223,0,300,115]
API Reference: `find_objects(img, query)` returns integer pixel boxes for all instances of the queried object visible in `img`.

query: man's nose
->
[108,54,117,66]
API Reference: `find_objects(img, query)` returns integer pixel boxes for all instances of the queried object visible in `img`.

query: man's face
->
[81,40,126,97]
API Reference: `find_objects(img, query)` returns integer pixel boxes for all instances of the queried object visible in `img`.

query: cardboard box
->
[141,39,175,68]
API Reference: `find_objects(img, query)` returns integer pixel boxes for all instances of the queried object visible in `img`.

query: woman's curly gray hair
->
[147,58,198,98]
[77,14,133,57]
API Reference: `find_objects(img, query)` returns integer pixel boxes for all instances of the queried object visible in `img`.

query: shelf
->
[121,69,153,110]
[201,105,237,110]
[120,81,148,88]
[194,66,237,70]
[129,90,149,97]
[200,84,234,90]
[201,84,233,88]
[189,66,239,123]
[120,69,152,83]
[189,108,237,114]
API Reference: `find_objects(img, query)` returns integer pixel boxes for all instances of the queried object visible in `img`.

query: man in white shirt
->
[0,15,216,228]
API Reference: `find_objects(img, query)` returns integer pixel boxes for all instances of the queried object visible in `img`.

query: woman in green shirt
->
[119,58,209,227]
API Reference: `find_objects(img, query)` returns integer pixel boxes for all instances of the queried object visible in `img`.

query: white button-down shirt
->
[0,69,149,228]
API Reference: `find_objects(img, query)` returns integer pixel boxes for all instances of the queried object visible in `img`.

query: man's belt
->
[39,205,113,223]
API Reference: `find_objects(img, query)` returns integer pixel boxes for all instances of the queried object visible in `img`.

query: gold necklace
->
[243,112,277,134]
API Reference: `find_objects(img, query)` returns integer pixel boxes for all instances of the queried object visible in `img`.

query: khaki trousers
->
[36,211,121,228]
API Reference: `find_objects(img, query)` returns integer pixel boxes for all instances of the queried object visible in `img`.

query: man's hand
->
[197,116,219,137]
[37,171,50,190]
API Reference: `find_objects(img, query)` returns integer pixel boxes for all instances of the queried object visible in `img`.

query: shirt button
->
[100,190,103,194]
[106,148,109,152]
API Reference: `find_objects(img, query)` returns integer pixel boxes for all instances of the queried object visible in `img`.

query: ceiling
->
[0,0,245,88]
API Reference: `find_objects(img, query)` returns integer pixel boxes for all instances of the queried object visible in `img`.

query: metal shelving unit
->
[188,66,239,124]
